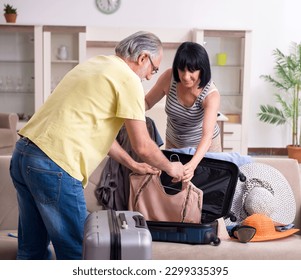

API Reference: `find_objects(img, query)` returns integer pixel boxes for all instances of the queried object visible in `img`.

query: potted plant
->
[3,4,17,23]
[258,41,301,161]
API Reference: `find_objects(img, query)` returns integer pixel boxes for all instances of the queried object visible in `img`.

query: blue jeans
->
[10,137,87,260]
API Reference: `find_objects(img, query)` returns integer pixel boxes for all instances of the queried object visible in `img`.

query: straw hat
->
[241,214,299,242]
[225,163,296,226]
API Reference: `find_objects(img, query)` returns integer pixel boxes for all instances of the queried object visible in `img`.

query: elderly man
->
[10,31,184,260]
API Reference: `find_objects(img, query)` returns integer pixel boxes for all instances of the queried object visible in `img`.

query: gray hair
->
[115,31,162,62]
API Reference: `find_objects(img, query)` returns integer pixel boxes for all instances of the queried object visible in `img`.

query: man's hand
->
[168,161,184,182]
[131,162,160,175]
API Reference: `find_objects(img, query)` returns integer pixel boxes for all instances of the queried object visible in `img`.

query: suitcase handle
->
[133,215,147,229]
[118,213,148,229]
[118,213,129,229]
[169,154,180,162]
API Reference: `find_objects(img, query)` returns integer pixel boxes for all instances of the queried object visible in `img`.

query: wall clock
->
[96,0,121,14]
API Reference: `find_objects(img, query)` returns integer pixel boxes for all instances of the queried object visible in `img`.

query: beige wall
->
[1,0,300,148]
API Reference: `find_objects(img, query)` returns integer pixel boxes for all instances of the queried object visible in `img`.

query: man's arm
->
[124,119,184,180]
[108,140,159,175]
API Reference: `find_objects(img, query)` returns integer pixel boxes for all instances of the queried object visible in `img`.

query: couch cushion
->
[152,235,301,260]
[0,155,18,230]
[84,157,107,213]
[0,129,14,148]
[3,230,301,260]
[0,230,18,260]
[0,230,57,260]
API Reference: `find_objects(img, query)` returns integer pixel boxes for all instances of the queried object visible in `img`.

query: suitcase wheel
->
[230,216,237,222]
[224,212,237,222]
[211,237,221,246]
[239,172,246,182]
[205,232,221,246]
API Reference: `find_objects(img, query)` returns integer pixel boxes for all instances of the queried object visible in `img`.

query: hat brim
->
[250,228,299,242]
[225,163,296,226]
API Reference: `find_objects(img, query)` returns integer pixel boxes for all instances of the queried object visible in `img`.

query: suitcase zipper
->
[108,209,121,260]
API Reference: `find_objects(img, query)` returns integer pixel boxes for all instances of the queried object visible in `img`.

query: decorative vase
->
[57,45,68,60]
[4,14,17,23]
[287,145,301,163]
[216,53,227,66]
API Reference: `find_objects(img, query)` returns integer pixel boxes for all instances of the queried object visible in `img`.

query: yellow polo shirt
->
[19,55,145,186]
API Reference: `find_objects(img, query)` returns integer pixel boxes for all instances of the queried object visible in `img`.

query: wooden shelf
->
[0,25,34,32]
[51,60,79,64]
[43,25,86,33]
[86,41,182,49]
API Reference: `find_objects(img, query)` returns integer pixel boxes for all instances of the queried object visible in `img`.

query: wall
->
[1,0,300,148]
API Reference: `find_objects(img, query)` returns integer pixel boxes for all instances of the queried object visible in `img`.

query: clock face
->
[96,0,121,14]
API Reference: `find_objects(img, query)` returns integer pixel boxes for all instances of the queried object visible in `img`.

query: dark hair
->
[172,42,211,88]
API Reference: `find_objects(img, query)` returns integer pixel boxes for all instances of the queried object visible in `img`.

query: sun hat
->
[225,162,296,226]
[241,213,299,242]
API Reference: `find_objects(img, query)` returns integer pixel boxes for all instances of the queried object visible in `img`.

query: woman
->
[145,41,221,182]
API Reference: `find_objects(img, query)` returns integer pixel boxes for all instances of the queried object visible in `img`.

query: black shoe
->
[231,225,256,243]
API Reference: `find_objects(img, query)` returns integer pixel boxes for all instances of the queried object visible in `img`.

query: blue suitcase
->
[147,220,220,245]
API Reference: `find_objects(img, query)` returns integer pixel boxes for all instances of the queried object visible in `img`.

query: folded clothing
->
[168,148,253,167]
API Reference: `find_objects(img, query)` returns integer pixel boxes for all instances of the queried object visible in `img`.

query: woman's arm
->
[183,90,221,182]
[145,68,172,110]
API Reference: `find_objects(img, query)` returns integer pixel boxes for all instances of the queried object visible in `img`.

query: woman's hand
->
[183,161,197,182]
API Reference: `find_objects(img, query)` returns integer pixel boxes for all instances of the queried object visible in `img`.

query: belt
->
[20,136,36,146]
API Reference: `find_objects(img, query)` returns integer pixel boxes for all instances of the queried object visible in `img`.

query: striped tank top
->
[165,78,220,148]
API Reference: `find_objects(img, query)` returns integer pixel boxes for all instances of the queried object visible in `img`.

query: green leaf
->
[257,105,286,125]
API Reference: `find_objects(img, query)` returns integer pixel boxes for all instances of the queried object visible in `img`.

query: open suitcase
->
[146,150,245,245]
[83,209,152,260]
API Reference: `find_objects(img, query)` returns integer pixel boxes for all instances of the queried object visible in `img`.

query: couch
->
[0,113,18,155]
[1,154,301,260]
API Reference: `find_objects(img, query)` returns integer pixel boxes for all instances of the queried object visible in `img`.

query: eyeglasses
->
[148,56,159,75]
